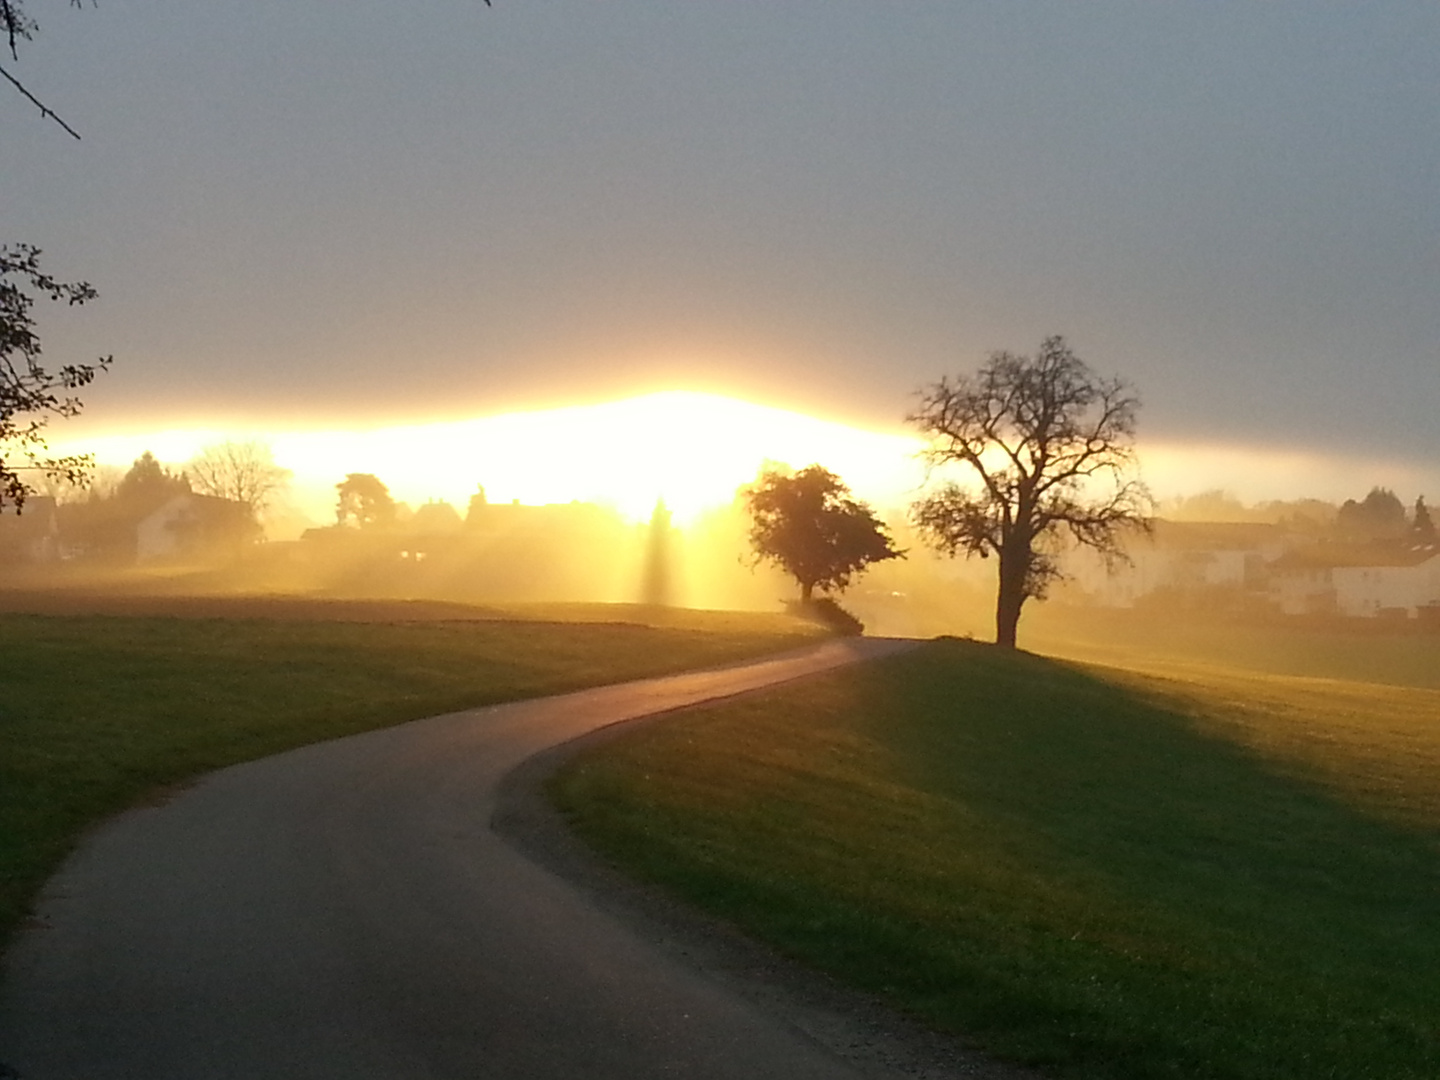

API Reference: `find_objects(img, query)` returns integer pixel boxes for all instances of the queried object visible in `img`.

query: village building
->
[135,494,258,562]
[1268,543,1440,619]
[1067,520,1288,609]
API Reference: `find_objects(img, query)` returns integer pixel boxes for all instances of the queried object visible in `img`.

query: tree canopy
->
[909,335,1151,648]
[1,245,110,511]
[743,464,901,604]
[1336,487,1407,541]
[336,473,396,530]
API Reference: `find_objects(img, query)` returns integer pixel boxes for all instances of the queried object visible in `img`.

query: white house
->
[1332,546,1440,618]
[1269,543,1440,619]
[1268,549,1336,616]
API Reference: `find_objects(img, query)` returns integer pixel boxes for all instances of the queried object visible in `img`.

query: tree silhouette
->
[1413,496,1436,543]
[744,465,901,604]
[187,440,291,521]
[909,336,1151,649]
[1,0,84,138]
[1,245,110,511]
[1337,487,1407,541]
[336,473,396,530]
[116,451,189,511]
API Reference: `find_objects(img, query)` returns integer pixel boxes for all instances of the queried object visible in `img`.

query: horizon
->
[48,389,1440,539]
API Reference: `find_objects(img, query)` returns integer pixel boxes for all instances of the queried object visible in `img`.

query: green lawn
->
[552,638,1440,1079]
[0,604,816,948]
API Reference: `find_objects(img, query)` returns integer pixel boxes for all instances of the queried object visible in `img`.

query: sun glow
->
[59,392,927,531]
[49,396,1440,542]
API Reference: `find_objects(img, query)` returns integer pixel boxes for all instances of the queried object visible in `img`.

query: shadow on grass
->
[844,639,1440,1078]
[556,637,1440,1080]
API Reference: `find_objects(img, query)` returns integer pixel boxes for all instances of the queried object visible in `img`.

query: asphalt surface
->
[1,637,930,1079]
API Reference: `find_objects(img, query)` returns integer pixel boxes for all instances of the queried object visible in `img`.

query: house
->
[1332,546,1440,619]
[1267,547,1337,616]
[136,494,258,561]
[1269,543,1440,619]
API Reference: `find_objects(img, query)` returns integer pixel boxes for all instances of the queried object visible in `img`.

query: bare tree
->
[187,440,291,519]
[908,336,1152,648]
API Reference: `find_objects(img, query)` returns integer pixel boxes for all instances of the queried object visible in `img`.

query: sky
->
[5,2,1438,520]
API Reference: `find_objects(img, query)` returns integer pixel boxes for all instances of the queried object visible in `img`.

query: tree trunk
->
[994,546,1027,649]
[800,580,814,604]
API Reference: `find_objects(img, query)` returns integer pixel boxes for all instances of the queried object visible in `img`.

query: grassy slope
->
[1024,604,1440,690]
[551,638,1440,1080]
[0,605,816,948]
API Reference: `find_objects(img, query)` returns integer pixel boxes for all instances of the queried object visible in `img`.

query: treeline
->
[1165,486,1436,543]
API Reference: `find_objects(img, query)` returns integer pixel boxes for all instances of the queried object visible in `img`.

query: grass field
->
[1023,605,1440,691]
[552,636,1440,1079]
[0,597,818,949]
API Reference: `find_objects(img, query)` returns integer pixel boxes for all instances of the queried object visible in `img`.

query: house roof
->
[1270,542,1440,571]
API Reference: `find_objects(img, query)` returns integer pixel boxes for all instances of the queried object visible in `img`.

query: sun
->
[274,391,927,528]
[418,391,924,526]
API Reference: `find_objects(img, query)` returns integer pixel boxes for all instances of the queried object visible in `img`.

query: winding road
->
[1,637,947,1079]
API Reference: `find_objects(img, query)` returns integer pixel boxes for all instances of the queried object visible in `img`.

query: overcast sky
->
[5,1,1438,504]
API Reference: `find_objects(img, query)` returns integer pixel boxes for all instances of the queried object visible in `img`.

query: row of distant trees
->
[1163,485,1436,543]
[1335,488,1434,542]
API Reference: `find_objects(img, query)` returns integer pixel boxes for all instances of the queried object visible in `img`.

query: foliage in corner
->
[0,244,111,512]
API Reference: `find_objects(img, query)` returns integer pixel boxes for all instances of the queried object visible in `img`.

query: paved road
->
[2,637,921,1079]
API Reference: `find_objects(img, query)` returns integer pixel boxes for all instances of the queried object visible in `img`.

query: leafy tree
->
[116,451,190,512]
[187,440,292,520]
[1,245,110,511]
[3,1,113,512]
[743,464,901,604]
[909,335,1152,649]
[335,473,396,530]
[1336,487,1407,541]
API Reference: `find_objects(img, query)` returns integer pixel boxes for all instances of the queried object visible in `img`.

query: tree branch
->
[0,62,80,139]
